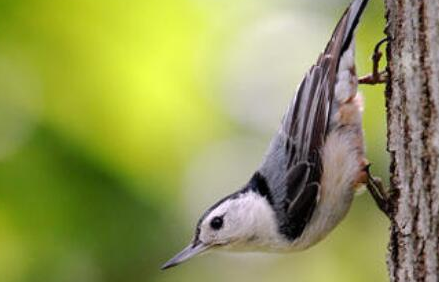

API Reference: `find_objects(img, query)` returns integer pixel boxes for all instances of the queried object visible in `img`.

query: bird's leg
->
[358,37,389,85]
[364,164,392,218]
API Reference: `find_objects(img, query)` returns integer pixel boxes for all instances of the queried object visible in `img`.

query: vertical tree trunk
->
[385,0,439,281]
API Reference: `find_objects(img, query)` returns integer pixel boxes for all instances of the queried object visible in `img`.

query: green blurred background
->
[0,0,389,281]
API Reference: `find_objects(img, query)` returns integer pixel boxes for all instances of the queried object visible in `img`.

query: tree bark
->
[384,0,439,281]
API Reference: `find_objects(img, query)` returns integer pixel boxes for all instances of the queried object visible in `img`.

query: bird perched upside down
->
[162,0,380,270]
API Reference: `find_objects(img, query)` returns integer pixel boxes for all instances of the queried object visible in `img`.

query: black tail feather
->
[341,0,369,53]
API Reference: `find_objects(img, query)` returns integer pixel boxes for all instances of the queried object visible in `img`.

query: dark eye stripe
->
[210,216,224,230]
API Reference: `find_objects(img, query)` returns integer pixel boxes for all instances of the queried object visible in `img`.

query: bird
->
[162,0,373,270]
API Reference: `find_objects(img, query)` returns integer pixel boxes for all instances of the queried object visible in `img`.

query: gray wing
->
[258,0,369,240]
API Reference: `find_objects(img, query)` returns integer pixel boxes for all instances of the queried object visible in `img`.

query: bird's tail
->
[323,0,369,61]
[325,0,369,56]
[341,0,369,53]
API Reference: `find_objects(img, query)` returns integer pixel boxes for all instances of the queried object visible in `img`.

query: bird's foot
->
[358,37,389,85]
[364,164,392,218]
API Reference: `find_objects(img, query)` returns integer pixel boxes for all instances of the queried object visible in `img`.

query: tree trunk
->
[384,0,439,281]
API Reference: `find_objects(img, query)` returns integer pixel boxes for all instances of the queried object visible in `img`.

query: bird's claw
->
[358,70,388,85]
[358,37,389,85]
[364,164,392,218]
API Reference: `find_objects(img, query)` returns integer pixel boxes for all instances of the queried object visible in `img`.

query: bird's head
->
[161,186,280,270]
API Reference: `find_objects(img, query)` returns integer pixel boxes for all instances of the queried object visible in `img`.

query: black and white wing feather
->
[256,0,369,241]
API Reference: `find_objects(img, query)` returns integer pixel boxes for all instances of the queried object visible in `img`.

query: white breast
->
[289,129,360,250]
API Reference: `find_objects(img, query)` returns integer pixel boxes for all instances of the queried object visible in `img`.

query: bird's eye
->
[210,216,224,230]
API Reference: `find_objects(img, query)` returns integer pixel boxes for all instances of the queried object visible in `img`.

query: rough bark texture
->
[385,0,439,281]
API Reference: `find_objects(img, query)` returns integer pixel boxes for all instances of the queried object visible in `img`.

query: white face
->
[161,190,287,270]
[198,197,251,248]
[196,190,281,251]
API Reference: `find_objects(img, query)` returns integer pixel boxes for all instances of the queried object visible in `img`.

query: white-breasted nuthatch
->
[162,0,374,270]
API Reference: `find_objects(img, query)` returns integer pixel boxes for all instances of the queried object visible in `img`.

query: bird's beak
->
[161,241,210,270]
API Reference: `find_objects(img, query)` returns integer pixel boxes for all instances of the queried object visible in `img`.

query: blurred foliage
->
[0,0,389,282]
